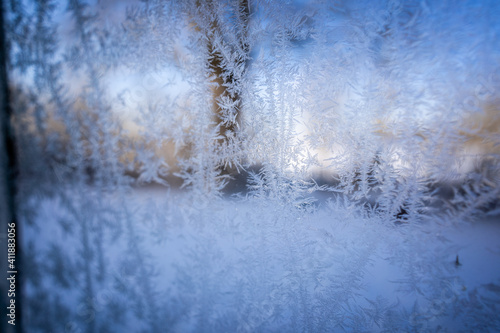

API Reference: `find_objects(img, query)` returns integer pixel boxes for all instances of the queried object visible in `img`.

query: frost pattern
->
[2,0,500,332]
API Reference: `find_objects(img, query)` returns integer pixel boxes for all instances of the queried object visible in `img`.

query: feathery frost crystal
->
[2,0,500,331]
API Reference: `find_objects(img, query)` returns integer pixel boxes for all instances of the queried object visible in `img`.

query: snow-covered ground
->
[22,186,500,332]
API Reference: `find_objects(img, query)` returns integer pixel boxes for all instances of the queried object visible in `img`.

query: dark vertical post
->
[0,0,22,332]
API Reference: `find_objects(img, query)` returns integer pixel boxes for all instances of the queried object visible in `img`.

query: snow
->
[21,186,500,332]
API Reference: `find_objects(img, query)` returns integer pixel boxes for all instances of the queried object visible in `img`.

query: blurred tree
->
[195,0,250,173]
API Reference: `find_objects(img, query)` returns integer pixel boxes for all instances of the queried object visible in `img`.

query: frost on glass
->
[2,0,500,332]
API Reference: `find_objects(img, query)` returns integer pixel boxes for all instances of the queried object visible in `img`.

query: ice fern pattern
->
[2,0,500,332]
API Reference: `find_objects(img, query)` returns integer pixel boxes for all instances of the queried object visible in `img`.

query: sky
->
[10,0,500,179]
